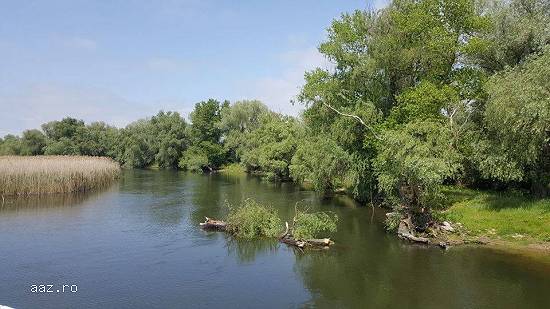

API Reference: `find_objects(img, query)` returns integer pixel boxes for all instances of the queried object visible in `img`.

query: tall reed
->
[0,156,120,196]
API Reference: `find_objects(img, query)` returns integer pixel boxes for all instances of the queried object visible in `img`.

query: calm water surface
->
[1,170,549,308]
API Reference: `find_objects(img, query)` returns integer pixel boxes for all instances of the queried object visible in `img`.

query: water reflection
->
[226,237,280,264]
[1,169,549,309]
[0,183,117,214]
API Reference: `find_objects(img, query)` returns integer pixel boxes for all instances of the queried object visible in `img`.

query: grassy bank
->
[0,155,120,196]
[440,187,550,246]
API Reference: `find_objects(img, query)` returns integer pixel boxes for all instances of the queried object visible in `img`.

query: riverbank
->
[436,187,550,253]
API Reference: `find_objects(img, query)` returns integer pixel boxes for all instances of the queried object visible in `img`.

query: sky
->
[0,0,388,135]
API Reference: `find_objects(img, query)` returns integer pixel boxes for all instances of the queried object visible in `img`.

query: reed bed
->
[0,156,120,196]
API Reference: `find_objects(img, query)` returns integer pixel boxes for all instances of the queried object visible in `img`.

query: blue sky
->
[0,0,387,135]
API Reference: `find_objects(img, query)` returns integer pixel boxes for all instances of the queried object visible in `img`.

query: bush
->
[384,212,403,232]
[293,211,338,240]
[226,199,282,238]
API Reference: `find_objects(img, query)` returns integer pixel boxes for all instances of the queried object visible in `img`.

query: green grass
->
[440,187,550,243]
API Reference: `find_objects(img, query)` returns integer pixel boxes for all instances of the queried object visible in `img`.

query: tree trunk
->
[397,217,430,244]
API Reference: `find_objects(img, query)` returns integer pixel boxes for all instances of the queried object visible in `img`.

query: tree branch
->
[319,101,381,140]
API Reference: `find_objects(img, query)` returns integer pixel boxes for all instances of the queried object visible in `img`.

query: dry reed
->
[0,156,120,196]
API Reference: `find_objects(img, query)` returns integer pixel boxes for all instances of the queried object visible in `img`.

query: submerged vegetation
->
[1,0,549,247]
[0,156,120,196]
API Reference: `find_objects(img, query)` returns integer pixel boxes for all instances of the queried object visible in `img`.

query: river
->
[1,170,549,308]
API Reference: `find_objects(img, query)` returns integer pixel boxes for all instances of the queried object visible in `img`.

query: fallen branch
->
[280,220,334,249]
[397,217,430,244]
[200,218,334,249]
[199,217,227,231]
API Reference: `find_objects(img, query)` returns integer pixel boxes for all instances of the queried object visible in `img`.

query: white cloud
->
[247,47,331,116]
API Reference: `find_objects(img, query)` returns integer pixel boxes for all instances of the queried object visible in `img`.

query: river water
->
[1,170,549,308]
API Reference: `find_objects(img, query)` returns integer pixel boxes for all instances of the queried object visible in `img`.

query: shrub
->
[293,211,338,240]
[226,199,282,238]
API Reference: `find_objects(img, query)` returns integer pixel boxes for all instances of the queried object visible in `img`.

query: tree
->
[473,47,550,195]
[290,136,352,194]
[150,111,188,169]
[0,135,23,155]
[42,117,85,141]
[76,122,119,157]
[218,100,269,161]
[116,119,156,168]
[464,0,550,73]
[188,99,225,144]
[374,120,462,228]
[179,141,225,172]
[42,117,85,155]
[240,113,302,180]
[179,99,228,172]
[20,129,47,155]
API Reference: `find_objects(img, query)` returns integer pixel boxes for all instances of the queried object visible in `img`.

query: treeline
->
[2,0,549,227]
[0,100,279,171]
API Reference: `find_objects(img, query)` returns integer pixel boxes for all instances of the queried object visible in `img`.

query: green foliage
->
[0,135,24,155]
[293,211,338,240]
[75,122,119,157]
[117,119,156,168]
[464,0,550,72]
[374,121,462,210]
[387,81,458,126]
[180,99,228,172]
[226,199,282,239]
[240,113,302,180]
[3,0,550,220]
[220,163,246,176]
[150,111,187,168]
[384,212,403,232]
[117,111,187,169]
[42,117,85,155]
[189,99,224,144]
[179,141,225,172]
[41,117,85,141]
[218,100,269,161]
[474,47,550,193]
[20,129,46,155]
[290,136,352,194]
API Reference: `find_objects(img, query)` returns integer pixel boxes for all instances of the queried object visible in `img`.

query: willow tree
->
[474,47,550,195]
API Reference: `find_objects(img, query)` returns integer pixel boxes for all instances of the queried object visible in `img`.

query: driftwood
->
[200,219,334,249]
[279,222,334,249]
[397,217,430,244]
[199,217,227,231]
